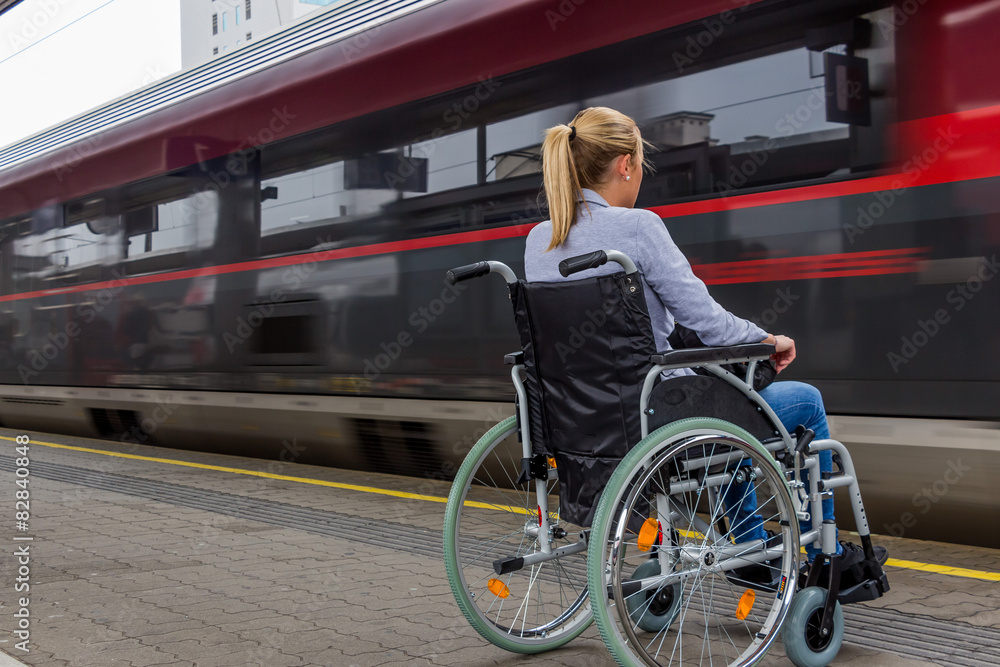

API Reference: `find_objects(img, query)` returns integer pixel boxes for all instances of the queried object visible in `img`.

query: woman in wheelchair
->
[524,106,887,585]
[442,106,890,667]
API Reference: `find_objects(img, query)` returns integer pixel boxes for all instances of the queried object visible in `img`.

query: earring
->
[625,174,631,181]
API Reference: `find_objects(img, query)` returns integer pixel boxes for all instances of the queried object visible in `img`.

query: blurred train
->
[0,0,998,547]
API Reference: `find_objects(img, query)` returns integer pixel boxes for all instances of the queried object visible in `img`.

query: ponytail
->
[540,107,649,251]
[541,124,582,251]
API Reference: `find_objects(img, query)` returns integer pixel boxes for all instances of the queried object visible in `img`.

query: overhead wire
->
[0,0,118,67]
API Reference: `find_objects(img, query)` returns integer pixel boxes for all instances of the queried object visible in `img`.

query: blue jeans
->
[722,381,838,559]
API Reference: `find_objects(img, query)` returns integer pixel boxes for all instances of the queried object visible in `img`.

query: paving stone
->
[1,427,994,667]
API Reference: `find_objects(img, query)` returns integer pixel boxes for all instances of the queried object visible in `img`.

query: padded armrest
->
[650,343,775,367]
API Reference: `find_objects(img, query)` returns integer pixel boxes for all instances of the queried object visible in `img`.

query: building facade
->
[180,0,340,69]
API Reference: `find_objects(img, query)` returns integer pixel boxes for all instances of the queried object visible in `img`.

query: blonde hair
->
[541,106,649,250]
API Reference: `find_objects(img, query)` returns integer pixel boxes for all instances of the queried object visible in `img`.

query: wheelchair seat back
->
[510,269,780,527]
[509,271,654,527]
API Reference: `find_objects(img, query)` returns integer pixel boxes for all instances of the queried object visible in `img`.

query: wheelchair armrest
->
[504,351,524,366]
[650,343,775,367]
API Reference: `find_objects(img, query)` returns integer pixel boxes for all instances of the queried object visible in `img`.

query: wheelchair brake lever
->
[793,425,815,456]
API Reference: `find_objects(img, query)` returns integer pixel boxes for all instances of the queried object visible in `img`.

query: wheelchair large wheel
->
[588,417,799,667]
[443,416,592,653]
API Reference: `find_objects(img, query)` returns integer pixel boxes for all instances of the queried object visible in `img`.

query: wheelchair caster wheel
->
[624,559,682,632]
[782,586,844,667]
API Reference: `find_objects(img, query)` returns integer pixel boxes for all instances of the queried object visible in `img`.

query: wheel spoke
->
[589,420,799,667]
[444,418,592,652]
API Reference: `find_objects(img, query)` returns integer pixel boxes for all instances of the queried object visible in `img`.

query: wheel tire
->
[624,558,682,633]
[782,586,845,667]
[443,417,592,653]
[588,417,800,667]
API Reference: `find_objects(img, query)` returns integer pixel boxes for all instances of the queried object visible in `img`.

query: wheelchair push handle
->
[445,261,517,285]
[559,251,607,276]
[446,261,491,284]
[559,249,638,277]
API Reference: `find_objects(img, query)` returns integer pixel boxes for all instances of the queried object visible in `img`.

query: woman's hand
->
[761,334,796,373]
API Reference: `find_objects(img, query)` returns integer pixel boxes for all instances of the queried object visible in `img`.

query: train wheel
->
[442,416,592,653]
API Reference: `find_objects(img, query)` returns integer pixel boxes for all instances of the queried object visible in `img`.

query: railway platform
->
[0,428,998,667]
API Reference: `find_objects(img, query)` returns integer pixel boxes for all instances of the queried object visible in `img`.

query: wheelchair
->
[442,249,889,667]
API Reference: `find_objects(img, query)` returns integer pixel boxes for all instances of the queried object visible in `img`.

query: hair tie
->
[568,125,577,141]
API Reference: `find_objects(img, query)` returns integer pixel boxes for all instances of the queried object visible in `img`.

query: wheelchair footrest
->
[838,572,890,605]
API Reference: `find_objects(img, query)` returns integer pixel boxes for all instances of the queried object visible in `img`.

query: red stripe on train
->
[0,224,538,304]
[1,238,929,304]
[4,104,998,303]
[650,104,1000,219]
[692,248,928,285]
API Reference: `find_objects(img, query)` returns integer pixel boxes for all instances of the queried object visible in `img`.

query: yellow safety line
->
[884,557,1000,582]
[7,436,1000,581]
[2,435,530,514]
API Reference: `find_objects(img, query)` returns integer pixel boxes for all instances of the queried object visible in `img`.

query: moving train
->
[0,0,997,546]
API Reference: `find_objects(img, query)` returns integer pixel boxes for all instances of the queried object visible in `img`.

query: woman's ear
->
[619,154,631,179]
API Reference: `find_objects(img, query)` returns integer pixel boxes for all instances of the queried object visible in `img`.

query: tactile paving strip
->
[4,455,999,666]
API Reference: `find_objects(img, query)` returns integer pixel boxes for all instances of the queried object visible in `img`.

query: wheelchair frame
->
[442,250,888,667]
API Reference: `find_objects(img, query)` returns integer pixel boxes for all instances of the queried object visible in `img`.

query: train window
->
[489,29,890,202]
[603,47,851,199]
[400,129,478,196]
[486,105,577,181]
[11,202,119,288]
[261,161,356,234]
[250,5,892,256]
[259,128,479,240]
[336,129,477,200]
[123,190,218,270]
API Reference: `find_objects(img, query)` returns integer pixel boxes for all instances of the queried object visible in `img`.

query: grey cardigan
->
[524,189,767,375]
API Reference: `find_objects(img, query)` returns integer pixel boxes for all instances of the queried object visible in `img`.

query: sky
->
[0,0,181,150]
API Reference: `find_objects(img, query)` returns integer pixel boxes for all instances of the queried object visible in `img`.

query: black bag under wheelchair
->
[441,249,889,667]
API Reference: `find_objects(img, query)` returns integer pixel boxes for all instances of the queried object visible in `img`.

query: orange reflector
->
[637,518,659,552]
[537,506,543,526]
[736,589,755,620]
[487,578,510,599]
[547,457,557,469]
